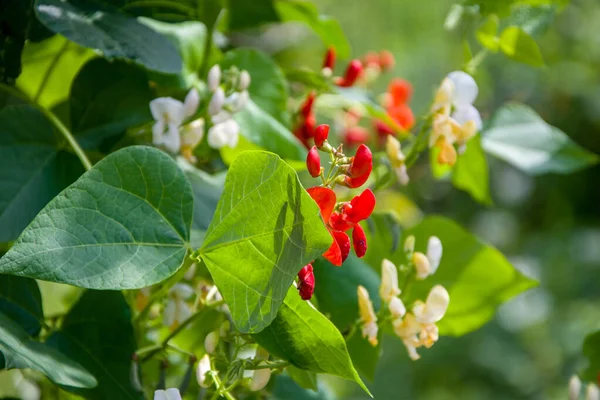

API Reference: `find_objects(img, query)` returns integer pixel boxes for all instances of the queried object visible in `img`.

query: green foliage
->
[498,25,545,66]
[0,275,43,337]
[0,146,193,289]
[481,103,599,175]
[0,104,84,242]
[229,0,279,30]
[404,216,538,336]
[0,311,96,388]
[34,0,182,73]
[0,0,30,84]
[46,290,141,399]
[287,365,318,391]
[453,136,492,205]
[476,15,499,51]
[253,286,369,394]
[198,151,331,333]
[582,330,600,381]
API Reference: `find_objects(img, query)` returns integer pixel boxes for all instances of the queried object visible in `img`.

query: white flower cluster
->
[358,235,449,360]
[570,375,600,400]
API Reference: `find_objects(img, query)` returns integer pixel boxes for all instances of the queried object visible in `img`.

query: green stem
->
[210,369,236,400]
[200,23,215,78]
[122,0,195,14]
[244,360,290,370]
[33,40,69,102]
[404,117,432,169]
[465,49,489,75]
[0,84,92,171]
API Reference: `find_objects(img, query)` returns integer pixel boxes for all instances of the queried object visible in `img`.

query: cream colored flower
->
[204,331,219,354]
[404,235,415,254]
[587,383,600,400]
[163,283,194,329]
[249,369,271,391]
[196,354,212,388]
[426,236,443,274]
[412,252,431,280]
[413,285,450,324]
[380,259,406,318]
[385,136,409,185]
[154,388,182,400]
[357,285,378,346]
[569,375,582,400]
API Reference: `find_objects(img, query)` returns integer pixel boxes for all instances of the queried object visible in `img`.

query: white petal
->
[395,164,410,186]
[207,65,221,92]
[171,283,195,299]
[154,389,168,400]
[196,354,212,388]
[451,104,482,130]
[152,121,165,146]
[569,375,582,400]
[208,87,225,116]
[447,71,478,107]
[183,88,200,118]
[380,259,400,303]
[232,90,249,112]
[176,299,192,324]
[238,70,251,91]
[150,97,185,125]
[249,369,271,391]
[182,119,205,147]
[588,384,600,400]
[163,299,176,328]
[404,342,421,361]
[426,236,443,274]
[204,331,219,354]
[165,388,182,400]
[222,119,240,148]
[357,286,377,325]
[211,110,232,124]
[207,124,229,149]
[417,285,450,323]
[162,123,181,153]
[412,252,431,280]
[388,296,406,318]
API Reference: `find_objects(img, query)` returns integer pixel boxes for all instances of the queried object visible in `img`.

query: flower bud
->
[352,224,367,258]
[379,50,395,70]
[337,59,362,87]
[154,388,182,400]
[322,47,336,70]
[314,124,329,147]
[426,236,443,275]
[208,87,225,116]
[306,146,321,178]
[300,91,316,118]
[357,285,378,346]
[182,119,204,148]
[569,375,582,400]
[380,259,401,303]
[183,88,200,118]
[207,65,221,92]
[404,235,415,254]
[588,383,600,400]
[297,264,315,300]
[238,70,251,91]
[196,354,212,388]
[204,331,219,354]
[412,252,431,280]
[396,164,410,186]
[349,144,373,178]
[249,368,271,391]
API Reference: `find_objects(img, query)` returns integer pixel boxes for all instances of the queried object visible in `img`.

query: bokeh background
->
[275,0,600,398]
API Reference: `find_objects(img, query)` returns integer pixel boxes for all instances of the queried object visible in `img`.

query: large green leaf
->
[0,104,84,242]
[582,330,600,381]
[275,1,351,59]
[35,0,181,73]
[499,25,544,67]
[220,48,290,125]
[229,0,279,30]
[0,146,193,289]
[70,58,153,149]
[481,103,599,175]
[404,216,537,336]
[452,136,492,205]
[0,275,43,337]
[198,151,331,333]
[16,35,95,108]
[253,287,369,394]
[46,290,141,399]
[234,100,307,161]
[0,311,96,388]
[476,15,499,52]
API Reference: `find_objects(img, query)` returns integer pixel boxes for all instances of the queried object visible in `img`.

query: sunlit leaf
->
[499,25,544,67]
[476,14,499,52]
[453,136,492,205]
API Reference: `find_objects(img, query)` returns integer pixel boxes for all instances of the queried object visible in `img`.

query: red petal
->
[329,211,353,232]
[338,59,362,87]
[388,104,415,130]
[349,144,373,177]
[307,186,336,223]
[373,120,394,137]
[341,166,371,188]
[332,231,351,264]
[352,224,367,258]
[314,124,329,148]
[345,189,376,223]
[322,235,342,266]
[322,47,336,70]
[306,146,321,178]
[388,78,413,105]
[297,264,315,300]
[344,127,370,147]
[300,91,316,119]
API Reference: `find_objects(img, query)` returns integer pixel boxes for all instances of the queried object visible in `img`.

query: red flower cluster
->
[340,144,373,188]
[308,187,375,266]
[294,91,317,148]
[362,50,396,72]
[375,79,415,135]
[297,264,315,300]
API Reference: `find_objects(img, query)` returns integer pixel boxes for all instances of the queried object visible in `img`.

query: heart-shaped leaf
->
[0,146,193,289]
[199,151,331,333]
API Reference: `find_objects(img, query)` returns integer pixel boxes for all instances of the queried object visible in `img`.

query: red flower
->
[344,126,370,147]
[297,264,315,300]
[323,47,336,70]
[373,119,395,137]
[314,124,329,148]
[388,78,413,105]
[335,60,363,87]
[306,146,321,178]
[300,91,316,119]
[388,104,415,130]
[340,144,373,188]
[307,187,376,265]
[379,50,395,71]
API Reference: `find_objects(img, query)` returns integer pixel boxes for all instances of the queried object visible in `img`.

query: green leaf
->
[508,4,557,36]
[313,256,381,331]
[220,48,290,125]
[0,311,96,388]
[70,58,153,149]
[284,68,331,92]
[0,0,30,85]
[476,14,499,52]
[404,216,537,336]
[582,330,600,381]
[139,18,207,89]
[253,286,369,394]
[199,151,331,333]
[346,330,381,382]
[35,0,182,73]
[0,104,84,242]
[46,290,141,399]
[234,100,307,161]
[273,374,334,400]
[0,275,43,337]
[287,365,318,392]
[499,25,544,66]
[361,212,403,272]
[452,136,492,205]
[229,0,279,30]
[0,146,193,289]
[275,1,351,59]
[16,35,95,108]
[481,103,599,175]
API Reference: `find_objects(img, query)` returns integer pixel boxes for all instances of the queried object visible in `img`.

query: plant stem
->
[465,49,489,75]
[404,117,432,169]
[244,360,290,370]
[33,40,69,102]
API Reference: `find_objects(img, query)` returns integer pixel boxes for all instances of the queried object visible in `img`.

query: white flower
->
[239,70,251,91]
[181,119,204,148]
[404,235,415,254]
[163,283,194,329]
[426,236,443,274]
[393,313,423,360]
[569,375,582,400]
[418,322,439,349]
[380,260,406,318]
[196,354,212,388]
[250,369,271,391]
[447,71,478,107]
[211,110,232,124]
[207,119,239,149]
[226,90,249,112]
[154,388,182,400]
[451,103,482,130]
[395,164,410,186]
[588,383,600,400]
[412,252,431,280]
[204,331,219,354]
[208,87,225,116]
[385,136,409,185]
[357,285,378,346]
[150,89,200,153]
[207,65,221,92]
[183,88,200,119]
[413,285,450,324]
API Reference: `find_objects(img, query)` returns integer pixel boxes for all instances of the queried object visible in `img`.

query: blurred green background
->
[275,0,600,398]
